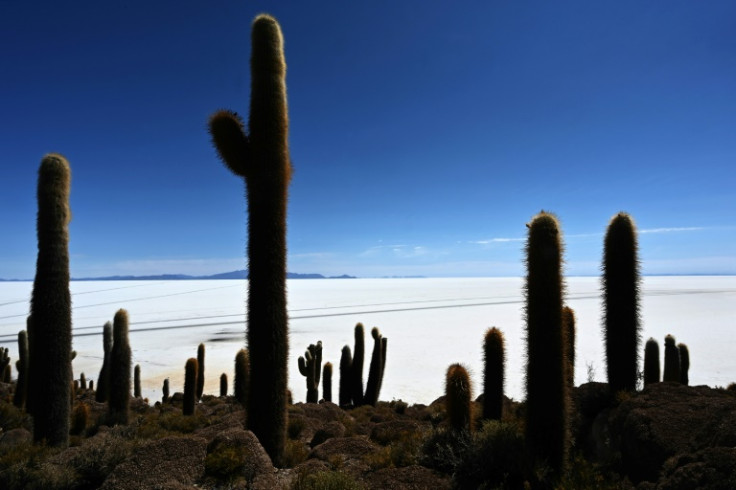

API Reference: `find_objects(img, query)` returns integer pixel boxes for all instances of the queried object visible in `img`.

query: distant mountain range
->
[0,270,356,282]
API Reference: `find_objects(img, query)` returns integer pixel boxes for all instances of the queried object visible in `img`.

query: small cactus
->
[134,365,141,398]
[220,373,228,397]
[234,349,250,409]
[297,341,322,403]
[483,327,505,421]
[643,338,660,386]
[445,363,473,433]
[71,402,89,436]
[364,327,387,406]
[339,345,353,407]
[678,343,690,386]
[663,335,680,382]
[108,309,132,426]
[196,343,205,400]
[162,378,170,404]
[95,322,113,403]
[0,348,10,382]
[89,379,94,391]
[13,330,28,409]
[183,358,198,416]
[322,362,333,403]
[563,306,576,390]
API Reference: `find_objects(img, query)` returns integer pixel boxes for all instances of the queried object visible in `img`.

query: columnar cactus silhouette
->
[663,334,680,382]
[563,306,576,390]
[524,211,569,475]
[322,362,333,403]
[0,348,9,382]
[678,343,690,386]
[208,14,291,466]
[108,309,131,425]
[29,153,72,447]
[234,349,250,409]
[220,373,228,397]
[339,345,353,407]
[483,327,505,421]
[364,327,387,406]
[80,372,87,391]
[603,212,641,393]
[13,329,28,409]
[183,358,198,416]
[95,321,113,403]
[445,363,473,433]
[196,343,205,401]
[133,365,141,398]
[350,323,366,406]
[643,337,660,386]
[298,341,322,403]
[162,378,170,404]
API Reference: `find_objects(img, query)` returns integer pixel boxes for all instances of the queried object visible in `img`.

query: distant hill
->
[0,270,356,282]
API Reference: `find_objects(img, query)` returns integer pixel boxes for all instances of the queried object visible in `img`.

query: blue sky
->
[1,1,735,279]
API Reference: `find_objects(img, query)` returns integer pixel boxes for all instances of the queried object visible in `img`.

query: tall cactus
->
[643,337,660,386]
[678,343,690,386]
[162,378,170,404]
[663,334,680,383]
[95,322,113,402]
[29,153,72,447]
[524,211,569,475]
[562,306,576,390]
[196,343,205,400]
[13,330,28,409]
[364,327,387,406]
[445,363,473,433]
[297,341,322,403]
[339,346,353,407]
[183,358,198,416]
[133,364,141,398]
[208,14,291,466]
[220,373,228,397]
[322,362,333,403]
[350,323,366,406]
[483,327,504,421]
[603,212,641,393]
[108,309,131,425]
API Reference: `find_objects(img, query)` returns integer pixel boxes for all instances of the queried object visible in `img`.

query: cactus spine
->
[524,211,569,475]
[208,14,291,466]
[196,343,205,400]
[108,309,131,425]
[183,358,198,416]
[220,373,228,397]
[95,322,113,402]
[351,323,365,406]
[364,327,386,406]
[643,337,660,386]
[563,306,576,390]
[297,341,322,403]
[678,343,690,386]
[29,153,72,447]
[663,334,680,382]
[445,363,473,433]
[603,212,641,393]
[234,349,250,409]
[322,362,333,403]
[13,330,28,409]
[133,364,141,398]
[339,345,353,407]
[483,327,505,421]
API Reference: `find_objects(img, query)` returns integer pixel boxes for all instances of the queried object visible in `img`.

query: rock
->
[310,420,346,448]
[657,447,736,490]
[0,428,32,453]
[206,428,276,489]
[361,465,452,490]
[369,420,421,445]
[100,435,206,489]
[609,383,736,484]
[308,436,378,462]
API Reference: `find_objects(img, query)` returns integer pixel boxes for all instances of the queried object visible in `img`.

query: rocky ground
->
[1,381,735,489]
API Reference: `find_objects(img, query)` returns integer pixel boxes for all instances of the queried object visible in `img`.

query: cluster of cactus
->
[108,309,132,425]
[603,212,641,393]
[298,341,323,403]
[208,14,291,466]
[28,154,73,447]
[338,323,387,407]
[445,363,473,433]
[645,334,691,386]
[524,211,570,475]
[483,327,505,421]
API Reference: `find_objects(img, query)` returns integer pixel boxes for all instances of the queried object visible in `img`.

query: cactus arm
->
[208,110,250,177]
[298,355,309,377]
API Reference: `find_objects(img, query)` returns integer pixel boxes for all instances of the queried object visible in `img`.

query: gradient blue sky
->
[2,1,735,279]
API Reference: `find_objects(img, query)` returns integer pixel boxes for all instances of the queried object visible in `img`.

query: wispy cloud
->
[639,227,704,234]
[470,237,525,245]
